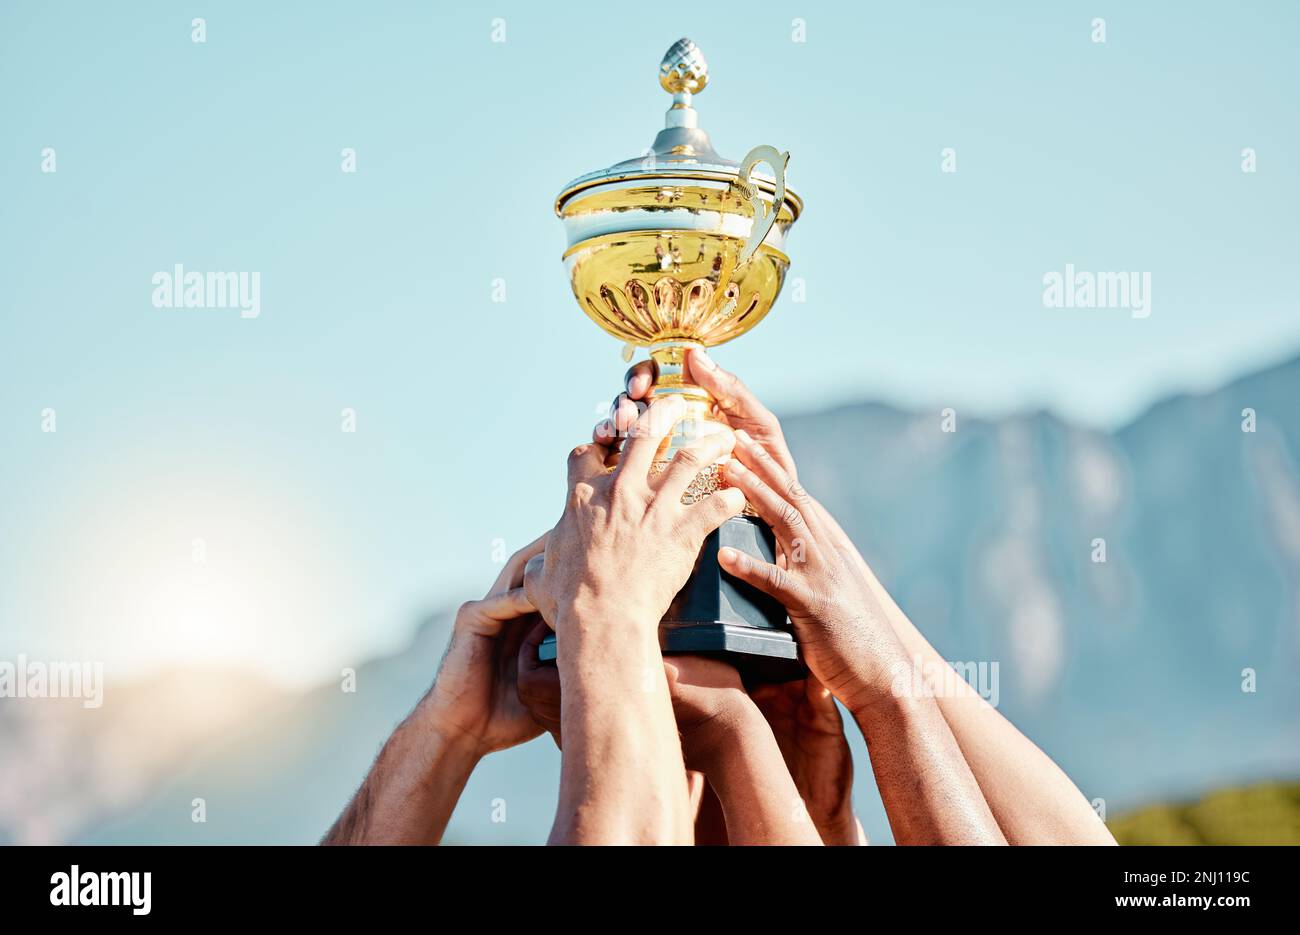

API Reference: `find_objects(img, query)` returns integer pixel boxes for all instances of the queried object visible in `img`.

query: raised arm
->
[659,348,1112,845]
[323,537,547,845]
[749,676,866,845]
[718,445,1004,844]
[525,396,746,845]
[665,655,822,845]
[830,543,1114,844]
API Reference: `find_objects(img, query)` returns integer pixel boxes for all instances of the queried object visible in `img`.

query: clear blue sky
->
[2,1,1297,685]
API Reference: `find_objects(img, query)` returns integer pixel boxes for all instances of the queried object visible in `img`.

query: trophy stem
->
[645,339,724,459]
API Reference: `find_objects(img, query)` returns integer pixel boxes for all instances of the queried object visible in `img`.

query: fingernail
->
[627,369,652,397]
[718,546,739,565]
[692,348,717,371]
[734,429,756,448]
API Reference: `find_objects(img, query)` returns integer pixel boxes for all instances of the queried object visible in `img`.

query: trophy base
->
[536,515,804,684]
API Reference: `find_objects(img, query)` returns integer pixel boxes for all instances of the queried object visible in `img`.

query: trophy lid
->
[554,39,803,218]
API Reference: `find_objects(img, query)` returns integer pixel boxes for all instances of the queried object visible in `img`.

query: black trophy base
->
[537,514,804,684]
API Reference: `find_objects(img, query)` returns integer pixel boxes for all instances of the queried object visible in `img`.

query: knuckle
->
[672,447,703,472]
[609,472,646,504]
[502,557,525,583]
[779,502,805,530]
[568,443,593,466]
[785,478,810,503]
[719,489,745,517]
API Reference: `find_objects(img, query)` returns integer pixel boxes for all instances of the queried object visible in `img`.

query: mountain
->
[7,355,1300,845]
[0,669,280,845]
[779,353,1300,822]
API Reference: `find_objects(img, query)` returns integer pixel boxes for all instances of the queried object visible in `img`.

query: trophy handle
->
[734,145,789,266]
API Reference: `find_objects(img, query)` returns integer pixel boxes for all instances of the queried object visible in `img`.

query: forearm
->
[688,706,823,846]
[858,560,1113,844]
[322,698,479,845]
[853,693,1005,845]
[811,798,865,846]
[551,618,691,845]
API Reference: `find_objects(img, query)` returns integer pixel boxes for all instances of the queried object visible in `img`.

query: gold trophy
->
[542,38,804,680]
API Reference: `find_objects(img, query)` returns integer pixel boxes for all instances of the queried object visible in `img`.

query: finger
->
[521,553,553,629]
[687,348,799,478]
[721,458,807,554]
[682,486,746,542]
[455,587,535,638]
[517,619,555,674]
[488,531,549,596]
[653,427,735,505]
[615,395,685,483]
[733,429,817,526]
[687,348,764,419]
[593,416,618,445]
[476,587,536,622]
[567,441,610,490]
[516,621,562,733]
[717,545,809,611]
[611,393,642,436]
[592,393,644,462]
[496,612,535,664]
[624,359,657,401]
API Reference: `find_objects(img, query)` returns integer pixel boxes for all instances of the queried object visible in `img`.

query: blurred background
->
[1,0,1298,844]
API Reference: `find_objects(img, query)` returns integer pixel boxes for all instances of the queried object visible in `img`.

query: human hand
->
[662,654,757,767]
[665,655,825,846]
[609,355,906,714]
[516,620,562,748]
[423,534,549,757]
[525,396,746,639]
[596,348,799,481]
[718,432,909,715]
[603,350,884,572]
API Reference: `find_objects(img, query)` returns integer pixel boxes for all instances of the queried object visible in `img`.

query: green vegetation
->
[1109,781,1300,845]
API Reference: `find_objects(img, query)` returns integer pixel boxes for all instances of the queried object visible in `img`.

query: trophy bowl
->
[556,38,802,439]
[547,39,806,682]
[559,195,796,351]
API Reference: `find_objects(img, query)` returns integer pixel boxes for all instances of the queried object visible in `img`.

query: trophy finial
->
[659,38,709,95]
